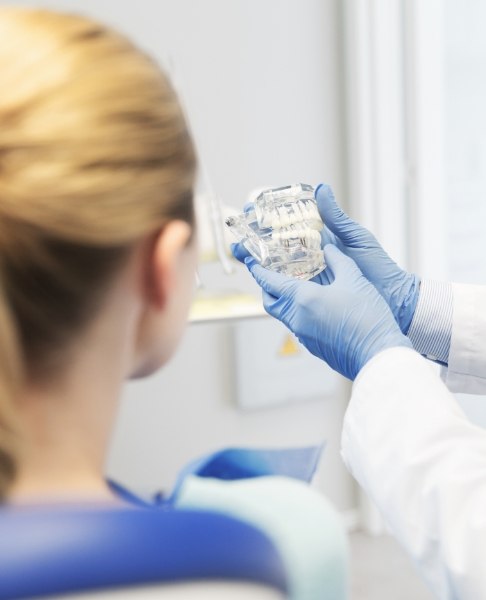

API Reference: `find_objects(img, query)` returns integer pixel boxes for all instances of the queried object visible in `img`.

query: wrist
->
[406,280,453,364]
[398,274,421,334]
[356,332,413,380]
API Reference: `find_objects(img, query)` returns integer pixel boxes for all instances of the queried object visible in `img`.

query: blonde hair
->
[0,8,196,499]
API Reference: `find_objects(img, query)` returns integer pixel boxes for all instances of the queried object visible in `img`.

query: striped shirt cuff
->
[407,280,453,365]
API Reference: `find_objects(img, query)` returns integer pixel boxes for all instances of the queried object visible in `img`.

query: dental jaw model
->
[226,183,326,280]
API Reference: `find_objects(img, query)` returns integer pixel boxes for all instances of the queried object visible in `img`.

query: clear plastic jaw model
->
[225,183,326,280]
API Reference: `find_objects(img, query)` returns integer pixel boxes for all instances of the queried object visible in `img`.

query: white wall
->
[444,0,486,285]
[443,0,486,426]
[109,321,355,511]
[10,0,356,512]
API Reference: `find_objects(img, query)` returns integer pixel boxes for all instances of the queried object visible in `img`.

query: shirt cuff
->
[407,280,453,365]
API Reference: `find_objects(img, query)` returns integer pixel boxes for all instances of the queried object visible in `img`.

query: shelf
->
[189,290,266,324]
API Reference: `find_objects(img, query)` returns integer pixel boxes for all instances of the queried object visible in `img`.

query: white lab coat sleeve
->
[441,283,486,394]
[341,346,486,600]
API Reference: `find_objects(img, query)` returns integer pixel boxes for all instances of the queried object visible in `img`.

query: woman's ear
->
[131,220,196,378]
[148,220,193,309]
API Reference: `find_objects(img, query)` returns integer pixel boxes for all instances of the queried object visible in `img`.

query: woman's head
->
[0,8,197,497]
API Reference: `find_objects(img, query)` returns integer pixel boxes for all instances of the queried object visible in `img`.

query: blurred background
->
[5,0,486,597]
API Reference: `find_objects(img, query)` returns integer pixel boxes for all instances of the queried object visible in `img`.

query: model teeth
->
[299,202,311,221]
[264,200,322,231]
[291,202,303,221]
[276,205,290,228]
[265,199,323,251]
[272,226,321,249]
[225,184,326,280]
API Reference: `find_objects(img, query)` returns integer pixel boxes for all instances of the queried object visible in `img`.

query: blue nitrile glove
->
[245,245,412,380]
[315,184,420,334]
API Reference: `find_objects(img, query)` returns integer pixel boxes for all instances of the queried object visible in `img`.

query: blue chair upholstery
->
[0,446,345,599]
[0,504,288,599]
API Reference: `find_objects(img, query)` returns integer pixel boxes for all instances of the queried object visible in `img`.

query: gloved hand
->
[245,244,412,380]
[315,184,420,334]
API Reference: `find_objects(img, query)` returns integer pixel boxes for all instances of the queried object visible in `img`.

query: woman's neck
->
[9,279,141,505]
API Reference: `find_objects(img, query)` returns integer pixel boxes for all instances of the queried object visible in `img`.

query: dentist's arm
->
[233,184,486,392]
[315,183,452,365]
[243,244,412,381]
[244,249,486,600]
[317,184,486,393]
[232,185,453,365]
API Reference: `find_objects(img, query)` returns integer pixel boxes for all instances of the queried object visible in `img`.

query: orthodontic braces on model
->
[226,183,326,280]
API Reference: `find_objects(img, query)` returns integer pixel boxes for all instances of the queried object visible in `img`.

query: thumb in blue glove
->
[246,244,412,380]
[315,184,420,334]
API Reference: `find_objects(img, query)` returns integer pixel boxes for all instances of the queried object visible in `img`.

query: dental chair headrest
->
[0,504,288,599]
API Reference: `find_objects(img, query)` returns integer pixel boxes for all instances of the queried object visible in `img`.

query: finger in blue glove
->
[245,246,412,380]
[231,242,251,263]
[315,183,420,334]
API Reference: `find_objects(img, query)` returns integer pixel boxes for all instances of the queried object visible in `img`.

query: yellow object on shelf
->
[189,291,266,323]
[278,334,301,357]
